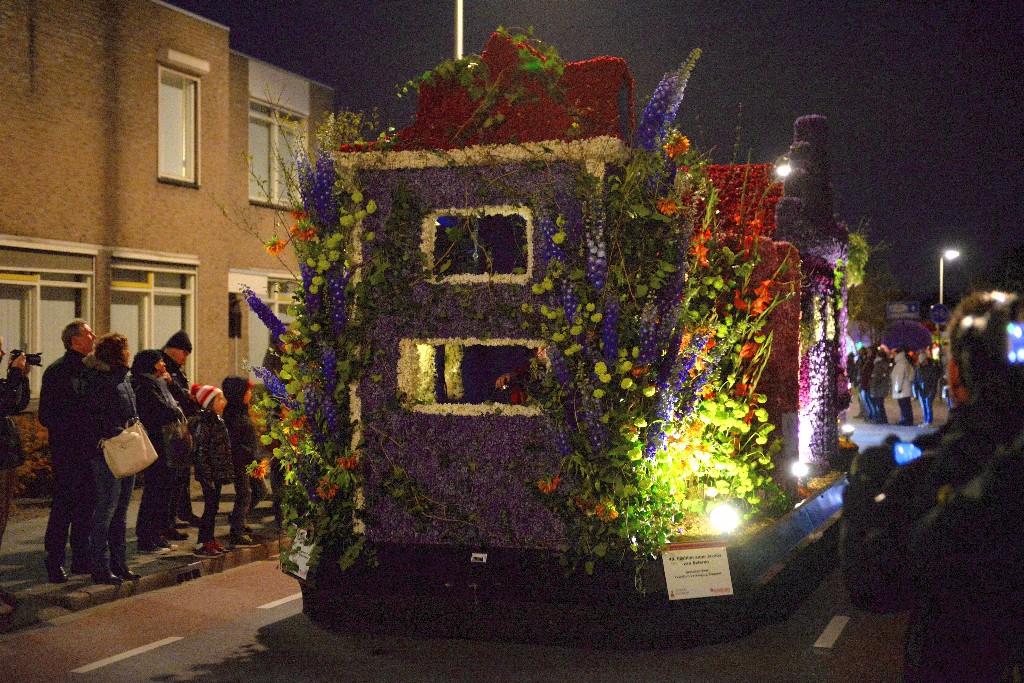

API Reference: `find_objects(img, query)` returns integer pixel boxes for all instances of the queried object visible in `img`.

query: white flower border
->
[421,205,534,285]
[333,135,628,178]
[397,337,547,417]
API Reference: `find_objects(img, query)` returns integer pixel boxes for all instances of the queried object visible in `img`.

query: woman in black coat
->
[131,350,188,552]
[83,333,141,584]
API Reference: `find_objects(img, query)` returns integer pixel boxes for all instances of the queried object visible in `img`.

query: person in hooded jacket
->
[82,333,141,585]
[161,331,201,529]
[222,376,259,546]
[189,383,233,556]
[131,350,189,552]
[840,291,1024,682]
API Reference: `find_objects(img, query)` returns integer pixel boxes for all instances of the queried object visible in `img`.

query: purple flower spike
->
[601,296,619,363]
[298,152,338,230]
[300,265,322,318]
[253,366,297,409]
[325,268,349,336]
[242,285,288,344]
[635,49,701,152]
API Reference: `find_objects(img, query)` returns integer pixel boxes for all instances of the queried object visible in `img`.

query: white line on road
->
[71,636,183,673]
[814,615,851,649]
[258,593,302,609]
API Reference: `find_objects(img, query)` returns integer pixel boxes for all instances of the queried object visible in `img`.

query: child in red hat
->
[189,384,232,555]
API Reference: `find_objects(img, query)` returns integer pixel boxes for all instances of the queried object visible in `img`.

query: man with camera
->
[840,291,1024,682]
[38,319,96,583]
[1,336,33,617]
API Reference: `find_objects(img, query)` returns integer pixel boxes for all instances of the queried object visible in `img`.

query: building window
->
[421,206,534,285]
[249,102,303,206]
[0,258,94,396]
[247,278,297,377]
[159,68,199,184]
[110,264,195,373]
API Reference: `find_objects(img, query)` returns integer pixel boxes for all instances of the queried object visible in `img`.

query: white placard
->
[289,529,315,580]
[662,543,734,600]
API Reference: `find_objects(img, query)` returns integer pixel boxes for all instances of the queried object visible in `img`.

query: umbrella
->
[881,320,933,351]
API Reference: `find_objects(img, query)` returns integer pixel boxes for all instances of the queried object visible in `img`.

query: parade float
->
[247,30,849,646]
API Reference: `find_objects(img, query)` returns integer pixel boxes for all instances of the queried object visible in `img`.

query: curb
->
[1,537,282,634]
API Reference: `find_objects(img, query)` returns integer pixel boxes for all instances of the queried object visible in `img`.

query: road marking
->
[814,615,851,648]
[71,636,183,673]
[258,592,302,609]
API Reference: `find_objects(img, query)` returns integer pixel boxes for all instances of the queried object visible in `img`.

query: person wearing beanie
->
[222,376,259,546]
[130,350,189,553]
[189,383,232,556]
[162,330,201,529]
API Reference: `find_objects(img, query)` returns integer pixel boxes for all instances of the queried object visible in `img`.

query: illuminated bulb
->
[709,504,741,534]
[840,423,856,436]
[775,162,792,178]
[791,461,810,478]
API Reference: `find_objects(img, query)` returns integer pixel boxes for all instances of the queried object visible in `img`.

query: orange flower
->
[316,478,339,501]
[733,289,748,312]
[265,238,288,256]
[537,476,561,494]
[250,459,270,480]
[291,210,308,221]
[740,341,759,359]
[336,454,358,470]
[631,366,650,377]
[692,240,709,268]
[663,135,691,159]
[656,197,678,216]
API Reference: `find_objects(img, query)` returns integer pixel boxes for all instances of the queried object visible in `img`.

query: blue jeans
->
[89,459,135,575]
[920,395,934,424]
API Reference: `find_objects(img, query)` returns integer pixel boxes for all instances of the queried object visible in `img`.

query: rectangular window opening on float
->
[420,206,534,285]
[397,338,548,416]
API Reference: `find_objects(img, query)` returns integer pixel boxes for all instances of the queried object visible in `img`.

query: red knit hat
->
[190,383,223,410]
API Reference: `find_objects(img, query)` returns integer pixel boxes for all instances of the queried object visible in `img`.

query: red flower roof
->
[391,32,634,151]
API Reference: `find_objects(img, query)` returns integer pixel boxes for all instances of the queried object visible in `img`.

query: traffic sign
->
[929,304,951,325]
[886,301,920,320]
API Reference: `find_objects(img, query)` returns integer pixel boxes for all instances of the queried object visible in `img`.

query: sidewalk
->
[841,392,948,452]
[0,479,286,635]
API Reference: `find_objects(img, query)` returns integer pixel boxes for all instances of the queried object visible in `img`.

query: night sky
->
[165,0,1024,300]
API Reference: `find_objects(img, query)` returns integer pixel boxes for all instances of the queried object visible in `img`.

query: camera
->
[10,350,42,367]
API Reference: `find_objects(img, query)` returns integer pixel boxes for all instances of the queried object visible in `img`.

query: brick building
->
[0,0,333,395]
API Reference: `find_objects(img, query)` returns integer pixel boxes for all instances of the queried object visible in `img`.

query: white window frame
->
[158,66,200,185]
[0,264,94,397]
[248,100,305,206]
[420,206,535,286]
[110,262,196,377]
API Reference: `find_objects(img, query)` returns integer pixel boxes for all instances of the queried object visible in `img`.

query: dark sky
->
[166,0,1024,299]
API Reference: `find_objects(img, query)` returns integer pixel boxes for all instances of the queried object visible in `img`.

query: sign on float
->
[662,542,734,600]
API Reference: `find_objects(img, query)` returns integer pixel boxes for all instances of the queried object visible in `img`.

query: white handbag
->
[101,420,158,478]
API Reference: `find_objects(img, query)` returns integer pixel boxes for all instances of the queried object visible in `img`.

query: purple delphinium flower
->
[300,264,322,319]
[635,50,700,153]
[253,366,297,410]
[242,285,288,344]
[561,286,581,329]
[548,347,571,388]
[535,211,565,264]
[601,295,619,363]
[325,268,349,336]
[298,152,338,230]
[637,302,660,367]
[322,347,338,398]
[584,203,607,291]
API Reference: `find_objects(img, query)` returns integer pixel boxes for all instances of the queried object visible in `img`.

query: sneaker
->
[211,541,228,554]
[194,541,221,556]
[230,533,257,547]
[138,539,171,554]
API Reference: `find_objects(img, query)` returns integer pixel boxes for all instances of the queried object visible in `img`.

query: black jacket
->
[222,376,259,471]
[160,351,198,419]
[190,409,233,486]
[82,355,138,459]
[0,365,30,470]
[131,373,185,461]
[840,403,1024,681]
[38,350,90,459]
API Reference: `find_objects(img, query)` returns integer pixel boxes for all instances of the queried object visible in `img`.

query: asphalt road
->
[0,558,906,682]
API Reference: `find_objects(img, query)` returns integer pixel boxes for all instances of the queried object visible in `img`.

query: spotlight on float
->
[841,423,856,437]
[791,460,810,478]
[775,160,792,178]
[709,503,741,534]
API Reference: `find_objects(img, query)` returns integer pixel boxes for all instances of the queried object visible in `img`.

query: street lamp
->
[939,248,960,306]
